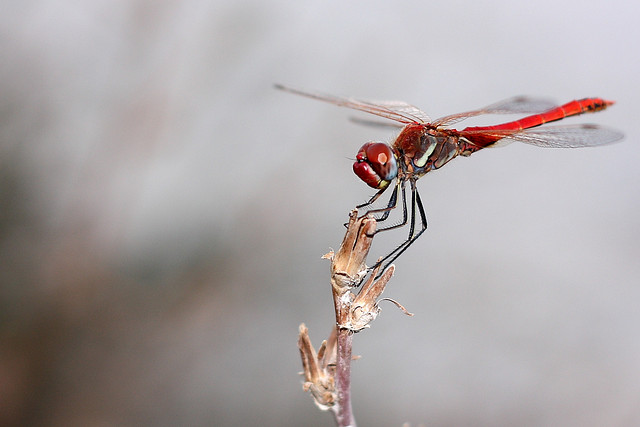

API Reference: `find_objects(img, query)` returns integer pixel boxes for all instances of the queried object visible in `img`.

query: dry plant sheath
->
[298,210,412,427]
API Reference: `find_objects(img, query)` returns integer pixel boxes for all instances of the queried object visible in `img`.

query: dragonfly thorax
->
[392,125,462,178]
[353,142,398,189]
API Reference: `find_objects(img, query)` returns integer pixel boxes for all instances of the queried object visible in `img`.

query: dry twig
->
[298,210,412,427]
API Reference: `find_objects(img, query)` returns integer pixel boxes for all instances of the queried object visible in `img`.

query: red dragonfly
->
[276,84,623,271]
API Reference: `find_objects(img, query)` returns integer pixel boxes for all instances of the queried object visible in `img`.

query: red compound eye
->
[352,142,397,189]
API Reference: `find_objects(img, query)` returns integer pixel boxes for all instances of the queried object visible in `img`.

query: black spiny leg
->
[345,185,391,229]
[371,179,428,277]
[356,180,399,223]
[375,181,408,232]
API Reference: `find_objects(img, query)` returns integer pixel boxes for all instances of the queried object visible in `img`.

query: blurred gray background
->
[1,1,639,426]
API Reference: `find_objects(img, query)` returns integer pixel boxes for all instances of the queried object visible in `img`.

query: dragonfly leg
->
[375,181,408,231]
[345,185,391,228]
[371,180,428,277]
[356,186,388,210]
[356,180,402,223]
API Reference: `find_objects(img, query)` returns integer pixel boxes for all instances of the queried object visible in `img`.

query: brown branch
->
[334,327,354,426]
[297,209,409,427]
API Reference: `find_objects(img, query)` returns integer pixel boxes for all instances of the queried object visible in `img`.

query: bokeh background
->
[2,1,639,426]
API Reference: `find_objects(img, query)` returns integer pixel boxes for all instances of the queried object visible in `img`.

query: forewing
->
[275,84,430,124]
[348,117,405,129]
[433,96,559,127]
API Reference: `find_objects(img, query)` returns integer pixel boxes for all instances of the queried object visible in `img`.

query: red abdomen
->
[460,98,614,148]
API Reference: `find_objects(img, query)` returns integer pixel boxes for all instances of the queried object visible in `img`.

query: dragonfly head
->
[353,142,398,189]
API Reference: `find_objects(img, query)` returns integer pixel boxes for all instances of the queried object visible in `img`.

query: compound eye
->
[352,142,398,189]
[365,143,393,169]
[364,143,397,182]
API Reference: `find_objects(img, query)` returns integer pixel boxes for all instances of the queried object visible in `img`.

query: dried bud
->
[298,324,336,410]
[329,210,376,290]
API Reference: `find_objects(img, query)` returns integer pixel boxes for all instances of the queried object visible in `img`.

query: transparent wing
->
[275,84,430,124]
[348,117,405,129]
[433,96,558,127]
[463,124,624,148]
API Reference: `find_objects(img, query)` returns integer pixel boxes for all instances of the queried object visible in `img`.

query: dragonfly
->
[275,84,623,273]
